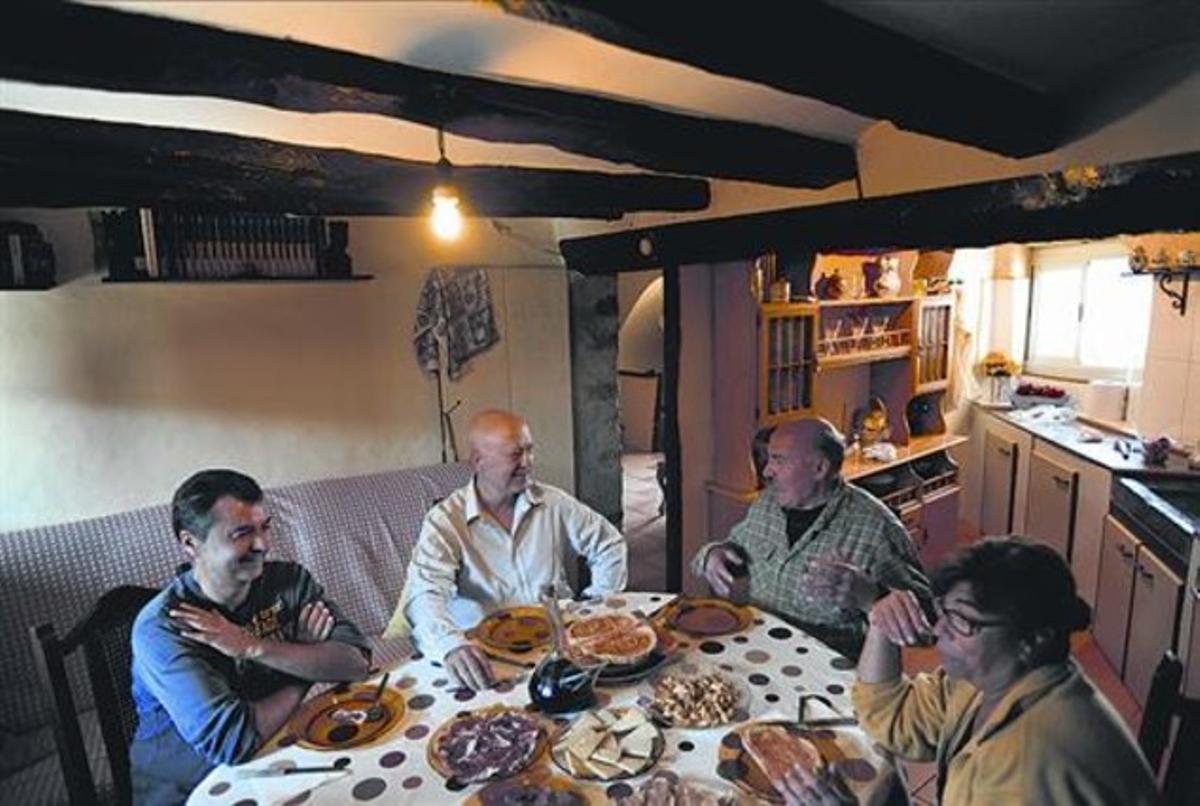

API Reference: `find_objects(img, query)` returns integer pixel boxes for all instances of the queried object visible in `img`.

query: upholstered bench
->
[0,462,472,804]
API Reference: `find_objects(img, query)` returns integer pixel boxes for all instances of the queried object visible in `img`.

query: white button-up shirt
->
[388,479,628,659]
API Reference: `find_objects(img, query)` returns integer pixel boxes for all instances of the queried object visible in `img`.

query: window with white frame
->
[1024,242,1152,381]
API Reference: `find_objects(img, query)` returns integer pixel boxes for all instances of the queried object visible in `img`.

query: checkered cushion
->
[0,463,471,741]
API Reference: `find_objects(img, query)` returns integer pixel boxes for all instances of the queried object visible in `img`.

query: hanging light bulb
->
[430,127,464,241]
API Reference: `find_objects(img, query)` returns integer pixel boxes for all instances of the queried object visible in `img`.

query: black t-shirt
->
[784,504,827,549]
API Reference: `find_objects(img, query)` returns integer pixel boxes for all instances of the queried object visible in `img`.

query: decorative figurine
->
[815,268,845,300]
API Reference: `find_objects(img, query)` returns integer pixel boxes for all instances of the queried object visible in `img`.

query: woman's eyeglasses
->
[934,597,1010,638]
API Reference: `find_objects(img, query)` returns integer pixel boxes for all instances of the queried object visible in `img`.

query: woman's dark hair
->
[932,536,1091,664]
[171,469,263,541]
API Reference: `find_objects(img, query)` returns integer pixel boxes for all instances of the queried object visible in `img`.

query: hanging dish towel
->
[413,267,501,379]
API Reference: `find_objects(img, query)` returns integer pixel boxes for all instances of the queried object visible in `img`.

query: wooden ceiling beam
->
[0,111,709,218]
[0,3,855,189]
[499,0,1063,157]
[557,151,1200,273]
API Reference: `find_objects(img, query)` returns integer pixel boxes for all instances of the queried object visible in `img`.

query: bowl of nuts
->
[636,664,747,729]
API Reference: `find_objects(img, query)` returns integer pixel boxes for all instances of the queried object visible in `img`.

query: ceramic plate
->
[659,597,754,637]
[635,664,749,728]
[550,707,663,782]
[469,606,552,653]
[291,683,406,750]
[427,705,547,784]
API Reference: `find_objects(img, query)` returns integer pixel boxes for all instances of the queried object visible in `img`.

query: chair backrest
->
[1162,697,1200,806]
[30,585,159,806]
[1139,650,1183,771]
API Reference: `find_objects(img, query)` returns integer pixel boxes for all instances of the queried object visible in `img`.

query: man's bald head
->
[468,409,527,453]
[765,417,845,508]
[468,409,535,501]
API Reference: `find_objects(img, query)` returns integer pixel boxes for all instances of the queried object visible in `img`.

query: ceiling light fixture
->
[430,127,463,241]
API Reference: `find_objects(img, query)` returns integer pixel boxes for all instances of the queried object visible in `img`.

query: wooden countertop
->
[842,432,968,480]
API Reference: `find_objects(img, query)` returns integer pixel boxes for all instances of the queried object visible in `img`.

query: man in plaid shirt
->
[692,418,932,658]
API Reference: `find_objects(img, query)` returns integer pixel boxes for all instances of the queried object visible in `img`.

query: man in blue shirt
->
[130,469,371,804]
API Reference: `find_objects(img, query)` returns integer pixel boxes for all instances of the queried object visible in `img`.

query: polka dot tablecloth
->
[187,593,899,805]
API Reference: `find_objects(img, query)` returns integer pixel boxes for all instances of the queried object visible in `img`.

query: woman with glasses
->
[773,536,1159,805]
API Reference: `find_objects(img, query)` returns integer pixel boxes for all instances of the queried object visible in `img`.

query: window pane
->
[1028,266,1082,362]
[1079,256,1150,371]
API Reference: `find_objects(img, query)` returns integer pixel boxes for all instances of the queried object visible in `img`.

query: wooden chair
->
[1138,650,1200,805]
[1161,696,1200,806]
[29,585,158,806]
[1139,651,1183,771]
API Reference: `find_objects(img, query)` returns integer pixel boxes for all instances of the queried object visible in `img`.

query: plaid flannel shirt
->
[691,481,932,643]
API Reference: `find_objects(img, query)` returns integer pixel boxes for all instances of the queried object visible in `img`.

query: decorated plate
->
[427,705,548,784]
[290,683,406,750]
[593,624,680,686]
[658,597,754,637]
[608,771,739,806]
[718,721,881,804]
[467,767,602,806]
[550,707,663,782]
[469,606,553,653]
[635,663,749,728]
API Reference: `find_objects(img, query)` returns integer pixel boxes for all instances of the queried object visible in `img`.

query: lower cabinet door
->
[1124,545,1184,706]
[1026,451,1077,560]
[1092,516,1138,676]
[981,432,1017,536]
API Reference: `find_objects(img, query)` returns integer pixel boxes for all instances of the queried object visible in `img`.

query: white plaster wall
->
[0,212,574,530]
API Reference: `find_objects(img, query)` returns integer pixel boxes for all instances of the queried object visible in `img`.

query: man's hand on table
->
[171,602,262,660]
[445,644,495,691]
[808,555,879,613]
[703,546,746,597]
[295,601,335,643]
[867,589,932,647]
[775,763,857,805]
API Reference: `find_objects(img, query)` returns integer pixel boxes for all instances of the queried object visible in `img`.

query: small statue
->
[876,256,902,297]
[856,397,891,447]
[815,268,845,300]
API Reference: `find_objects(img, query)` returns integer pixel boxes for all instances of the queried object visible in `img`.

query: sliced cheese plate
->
[551,706,663,782]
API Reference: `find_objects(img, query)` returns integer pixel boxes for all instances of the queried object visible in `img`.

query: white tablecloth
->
[189,592,898,805]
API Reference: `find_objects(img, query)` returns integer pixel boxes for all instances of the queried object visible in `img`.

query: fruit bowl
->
[1008,383,1072,409]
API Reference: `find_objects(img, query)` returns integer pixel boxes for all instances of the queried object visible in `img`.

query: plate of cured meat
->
[563,612,678,686]
[467,766,602,806]
[656,597,754,638]
[428,706,548,784]
[717,721,826,804]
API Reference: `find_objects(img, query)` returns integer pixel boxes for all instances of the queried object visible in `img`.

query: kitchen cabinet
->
[1093,515,1184,705]
[913,295,953,393]
[758,302,817,426]
[1026,449,1077,560]
[1186,557,1200,697]
[1028,439,1112,607]
[1125,545,1184,704]
[975,412,1033,537]
[1093,515,1138,674]
[981,430,1019,536]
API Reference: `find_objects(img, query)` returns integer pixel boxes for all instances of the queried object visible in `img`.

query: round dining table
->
[188,592,900,805]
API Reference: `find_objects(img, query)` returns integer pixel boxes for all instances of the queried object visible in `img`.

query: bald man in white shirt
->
[388,409,628,690]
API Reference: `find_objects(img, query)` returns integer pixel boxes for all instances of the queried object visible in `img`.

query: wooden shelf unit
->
[913,294,954,393]
[758,302,817,425]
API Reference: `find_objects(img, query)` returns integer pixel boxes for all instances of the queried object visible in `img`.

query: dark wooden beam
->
[499,1,1062,157]
[0,3,854,189]
[558,151,1200,272]
[661,264,683,593]
[0,111,708,217]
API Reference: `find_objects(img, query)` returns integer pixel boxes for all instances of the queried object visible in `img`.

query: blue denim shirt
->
[129,562,370,804]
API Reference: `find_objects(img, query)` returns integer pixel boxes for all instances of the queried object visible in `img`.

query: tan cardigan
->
[852,661,1160,805]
